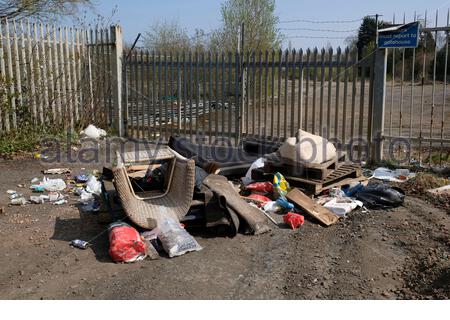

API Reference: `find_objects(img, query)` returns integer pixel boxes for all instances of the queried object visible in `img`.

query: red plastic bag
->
[247,194,272,207]
[108,222,147,263]
[283,213,305,230]
[246,182,274,194]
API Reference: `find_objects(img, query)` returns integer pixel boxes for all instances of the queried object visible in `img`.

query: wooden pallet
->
[253,164,366,195]
[264,153,346,181]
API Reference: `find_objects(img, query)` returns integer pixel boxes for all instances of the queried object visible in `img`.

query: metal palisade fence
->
[0,10,449,167]
[124,47,375,162]
[0,18,119,133]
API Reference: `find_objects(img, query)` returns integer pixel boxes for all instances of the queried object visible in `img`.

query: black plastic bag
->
[356,184,405,209]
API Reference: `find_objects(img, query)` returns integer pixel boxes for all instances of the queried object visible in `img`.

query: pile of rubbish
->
[8,129,421,264]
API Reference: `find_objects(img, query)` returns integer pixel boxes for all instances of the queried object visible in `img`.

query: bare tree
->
[0,0,91,20]
[143,20,191,53]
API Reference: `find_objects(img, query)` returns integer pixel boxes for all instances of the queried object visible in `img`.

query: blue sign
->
[378,22,420,48]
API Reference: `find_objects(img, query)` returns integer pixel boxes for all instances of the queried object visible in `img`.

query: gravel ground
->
[0,151,449,300]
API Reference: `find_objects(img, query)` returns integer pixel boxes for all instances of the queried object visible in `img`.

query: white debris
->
[80,190,94,203]
[86,176,102,196]
[323,198,363,217]
[243,158,265,185]
[428,185,450,196]
[80,124,107,140]
[41,178,67,192]
[372,167,416,183]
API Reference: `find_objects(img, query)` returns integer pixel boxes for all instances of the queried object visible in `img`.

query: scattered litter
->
[74,188,85,196]
[276,197,295,210]
[246,182,273,194]
[81,124,107,140]
[41,178,67,192]
[10,198,27,206]
[323,198,363,217]
[30,196,46,204]
[246,194,272,206]
[158,217,203,258]
[283,212,305,230]
[54,199,68,205]
[273,172,291,198]
[243,158,265,185]
[372,167,416,183]
[80,190,94,203]
[343,183,365,197]
[48,192,64,202]
[17,184,26,188]
[355,184,405,209]
[9,192,23,200]
[86,176,102,196]
[34,153,48,160]
[30,185,45,193]
[428,185,450,196]
[70,239,90,250]
[6,190,17,195]
[80,200,100,213]
[31,178,40,184]
[263,201,283,214]
[43,168,72,175]
[75,175,89,183]
[108,222,147,263]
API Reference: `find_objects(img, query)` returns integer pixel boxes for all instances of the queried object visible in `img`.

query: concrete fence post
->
[111,25,124,137]
[370,48,388,163]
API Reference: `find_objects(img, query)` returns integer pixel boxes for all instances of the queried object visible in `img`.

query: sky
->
[83,0,450,49]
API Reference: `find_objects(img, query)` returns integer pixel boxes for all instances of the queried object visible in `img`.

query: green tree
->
[0,0,91,20]
[210,0,282,52]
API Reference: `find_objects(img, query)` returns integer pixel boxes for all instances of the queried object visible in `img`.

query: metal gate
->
[383,11,450,166]
[124,47,373,161]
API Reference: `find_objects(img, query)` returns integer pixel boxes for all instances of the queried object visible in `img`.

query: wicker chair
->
[113,147,195,230]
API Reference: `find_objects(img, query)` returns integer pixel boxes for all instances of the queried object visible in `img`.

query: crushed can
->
[70,239,90,250]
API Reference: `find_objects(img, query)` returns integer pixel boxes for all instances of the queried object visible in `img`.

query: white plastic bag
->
[372,167,415,183]
[86,176,102,196]
[41,178,66,192]
[158,217,202,258]
[263,201,283,214]
[323,198,363,217]
[81,124,107,139]
[242,158,265,185]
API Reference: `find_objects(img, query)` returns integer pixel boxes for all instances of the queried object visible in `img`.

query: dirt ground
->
[0,154,449,300]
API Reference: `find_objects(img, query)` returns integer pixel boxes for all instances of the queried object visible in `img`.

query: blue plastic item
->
[31,185,45,193]
[75,175,89,183]
[276,198,295,210]
[344,183,364,197]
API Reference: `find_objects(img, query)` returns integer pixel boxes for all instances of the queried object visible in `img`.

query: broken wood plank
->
[286,188,339,226]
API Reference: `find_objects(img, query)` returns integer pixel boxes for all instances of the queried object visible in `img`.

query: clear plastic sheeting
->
[372,168,416,183]
[158,217,202,258]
